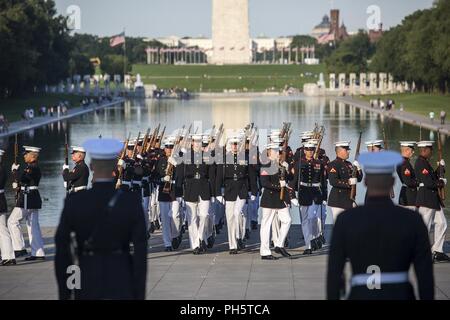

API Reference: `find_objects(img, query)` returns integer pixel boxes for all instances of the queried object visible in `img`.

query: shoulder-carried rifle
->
[279,122,291,200]
[64,133,70,193]
[350,131,362,202]
[115,133,131,189]
[437,131,446,206]
[313,126,325,160]
[162,125,187,193]
[14,134,20,201]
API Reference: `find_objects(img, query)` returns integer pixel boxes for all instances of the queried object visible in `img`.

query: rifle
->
[13,134,20,201]
[146,124,160,153]
[383,127,395,198]
[64,133,70,193]
[163,125,187,193]
[313,126,325,160]
[279,123,291,200]
[115,133,131,189]
[350,131,362,202]
[437,131,446,206]
[131,132,141,160]
[140,128,151,156]
[156,126,166,149]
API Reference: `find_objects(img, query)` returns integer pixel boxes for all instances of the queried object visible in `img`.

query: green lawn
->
[359,93,450,117]
[0,93,88,122]
[132,64,327,92]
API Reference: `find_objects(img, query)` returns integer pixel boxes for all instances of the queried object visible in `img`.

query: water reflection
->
[0,97,448,226]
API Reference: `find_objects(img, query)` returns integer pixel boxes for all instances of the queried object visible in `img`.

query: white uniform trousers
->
[238,202,248,238]
[149,188,159,223]
[8,207,45,257]
[185,199,210,249]
[271,214,281,245]
[317,204,327,237]
[0,212,15,260]
[260,207,291,256]
[225,198,246,250]
[329,207,346,224]
[418,206,447,253]
[159,200,181,248]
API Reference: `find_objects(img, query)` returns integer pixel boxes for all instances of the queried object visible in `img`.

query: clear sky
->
[55,0,434,38]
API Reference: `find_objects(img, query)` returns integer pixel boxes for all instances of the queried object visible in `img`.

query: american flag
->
[110,32,125,47]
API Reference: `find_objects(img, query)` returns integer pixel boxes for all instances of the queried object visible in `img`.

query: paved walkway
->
[335,96,450,136]
[0,98,125,139]
[0,225,448,300]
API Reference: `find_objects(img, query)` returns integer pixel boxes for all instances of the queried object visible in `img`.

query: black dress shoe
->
[1,259,17,266]
[433,251,450,263]
[303,249,313,255]
[207,235,215,249]
[237,239,246,250]
[280,247,291,257]
[311,239,318,251]
[261,255,278,260]
[164,247,173,252]
[319,234,326,245]
[149,222,155,234]
[14,250,27,258]
[25,256,45,261]
[155,220,161,230]
[172,237,180,250]
[229,249,238,255]
[193,247,200,255]
[200,240,208,252]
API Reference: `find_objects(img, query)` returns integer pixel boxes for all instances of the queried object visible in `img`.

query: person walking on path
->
[440,110,446,125]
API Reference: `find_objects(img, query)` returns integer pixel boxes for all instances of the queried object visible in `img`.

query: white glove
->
[11,164,19,171]
[216,196,224,203]
[163,175,171,182]
[353,161,361,170]
[348,178,357,185]
[322,200,327,206]
[63,164,69,171]
[281,161,289,171]
[439,159,445,167]
[117,159,126,168]
[168,156,177,166]
[12,182,18,189]
[280,180,287,188]
[63,181,67,188]
[250,195,256,201]
[136,154,143,160]
[440,178,447,186]
[180,148,187,155]
[176,197,182,203]
[210,197,216,203]
[290,198,299,207]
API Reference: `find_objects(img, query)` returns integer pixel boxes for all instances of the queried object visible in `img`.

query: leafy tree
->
[101,54,131,76]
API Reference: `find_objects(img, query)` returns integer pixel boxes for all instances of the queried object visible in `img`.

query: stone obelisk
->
[211,0,251,64]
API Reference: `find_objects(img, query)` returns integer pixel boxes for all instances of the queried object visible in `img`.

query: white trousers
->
[185,199,210,249]
[418,206,447,253]
[206,200,215,238]
[0,213,15,260]
[238,202,248,238]
[8,207,45,257]
[271,214,281,245]
[330,207,346,224]
[149,189,159,223]
[225,198,246,250]
[159,200,181,248]
[300,205,321,249]
[260,207,292,256]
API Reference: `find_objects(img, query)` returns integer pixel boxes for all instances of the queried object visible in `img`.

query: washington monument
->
[211,0,251,64]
